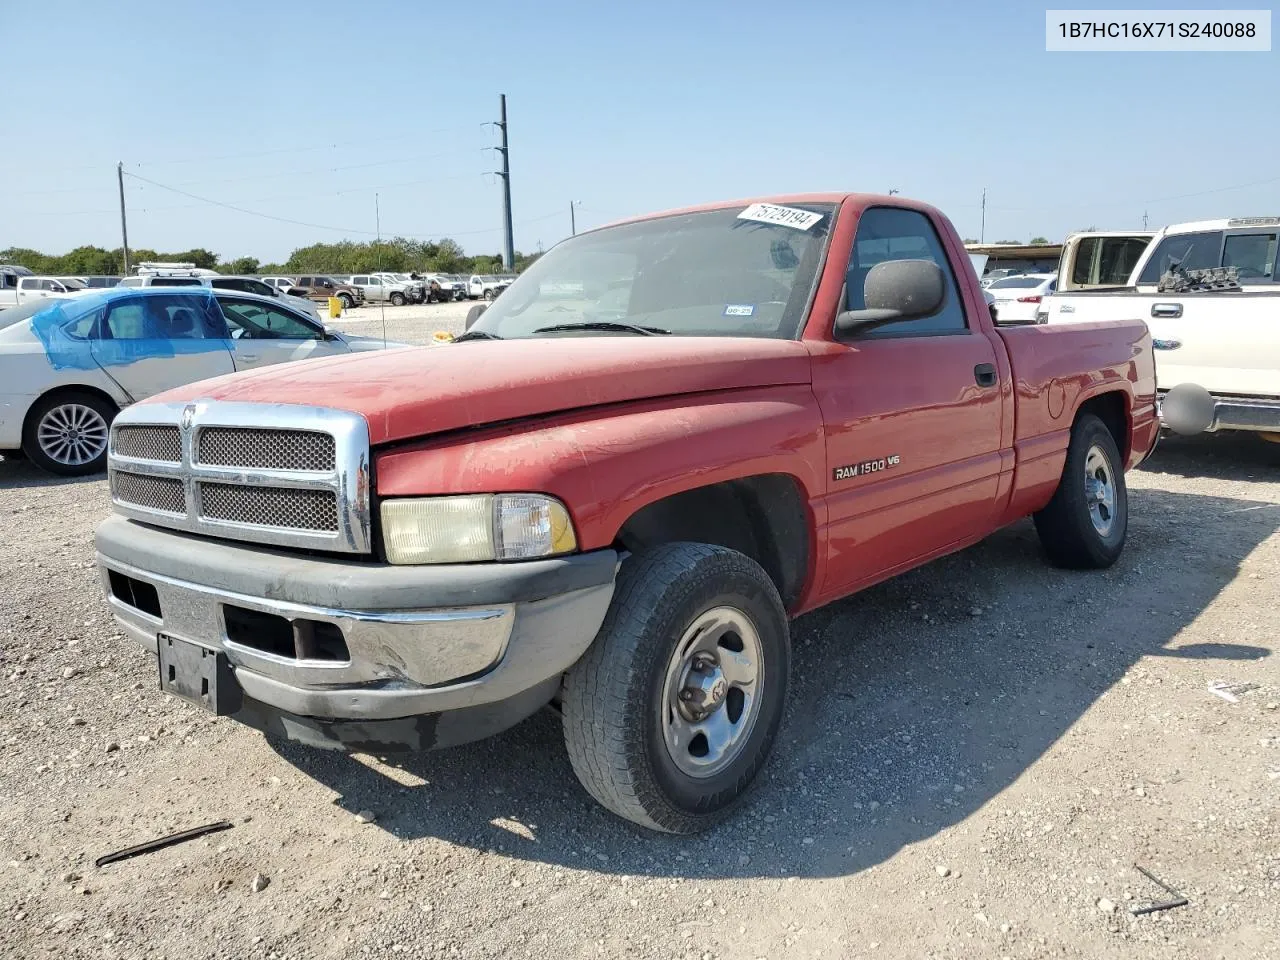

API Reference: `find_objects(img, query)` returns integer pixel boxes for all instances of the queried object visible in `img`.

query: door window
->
[352,276,368,285]
[104,294,219,339]
[1221,233,1277,280]
[846,207,967,336]
[219,298,321,340]
[1138,231,1221,283]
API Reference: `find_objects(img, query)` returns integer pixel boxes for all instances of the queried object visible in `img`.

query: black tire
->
[562,543,790,833]
[337,294,354,310]
[1033,413,1127,569]
[389,292,406,306]
[22,390,116,477]
[483,288,496,301]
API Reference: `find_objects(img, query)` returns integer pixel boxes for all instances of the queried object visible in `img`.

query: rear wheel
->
[1033,413,1127,568]
[22,391,116,476]
[389,292,406,306]
[562,543,790,833]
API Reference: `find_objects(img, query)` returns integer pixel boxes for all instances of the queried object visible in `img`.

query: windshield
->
[469,203,835,340]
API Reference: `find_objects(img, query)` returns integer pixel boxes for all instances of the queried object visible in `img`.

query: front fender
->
[373,385,827,553]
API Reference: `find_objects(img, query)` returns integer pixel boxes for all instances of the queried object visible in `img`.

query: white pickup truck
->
[1043,218,1280,441]
[0,273,86,309]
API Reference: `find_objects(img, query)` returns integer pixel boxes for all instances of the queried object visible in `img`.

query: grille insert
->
[114,426,181,462]
[113,472,185,514]
[199,483,339,532]
[197,428,335,471]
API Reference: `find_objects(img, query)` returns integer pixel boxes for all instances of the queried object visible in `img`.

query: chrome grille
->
[114,426,181,462]
[113,472,185,514]
[200,483,339,532]
[197,428,335,471]
[106,401,371,554]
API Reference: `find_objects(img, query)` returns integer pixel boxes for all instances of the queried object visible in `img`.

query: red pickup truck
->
[95,194,1158,833]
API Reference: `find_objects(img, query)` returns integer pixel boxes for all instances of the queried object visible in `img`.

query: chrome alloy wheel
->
[37,403,109,467]
[1083,444,1117,537]
[660,606,765,779]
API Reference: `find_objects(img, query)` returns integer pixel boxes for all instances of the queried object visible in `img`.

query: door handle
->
[239,353,259,361]
[974,362,997,387]
[1152,339,1181,351]
[1151,303,1182,318]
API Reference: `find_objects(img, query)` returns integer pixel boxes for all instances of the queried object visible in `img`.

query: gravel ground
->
[327,300,475,345]
[1,393,1278,958]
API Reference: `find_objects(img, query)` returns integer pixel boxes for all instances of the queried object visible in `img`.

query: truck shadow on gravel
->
[1140,431,1280,480]
[0,457,103,489]
[269,485,1276,880]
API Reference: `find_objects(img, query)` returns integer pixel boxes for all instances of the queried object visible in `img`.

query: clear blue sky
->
[5,0,1277,262]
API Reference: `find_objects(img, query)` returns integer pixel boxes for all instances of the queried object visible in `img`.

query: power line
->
[121,170,564,240]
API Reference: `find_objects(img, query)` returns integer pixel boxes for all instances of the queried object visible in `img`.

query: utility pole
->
[980,187,987,244]
[570,200,577,236]
[117,162,131,274]
[496,94,514,270]
[1143,209,1149,229]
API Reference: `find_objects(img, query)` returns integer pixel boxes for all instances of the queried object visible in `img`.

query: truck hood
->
[152,336,814,445]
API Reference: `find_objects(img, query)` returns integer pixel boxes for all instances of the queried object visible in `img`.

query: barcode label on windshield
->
[737,203,824,232]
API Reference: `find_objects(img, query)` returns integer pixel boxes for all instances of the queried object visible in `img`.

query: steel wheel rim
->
[1083,444,1117,536]
[660,606,765,779]
[37,403,108,466]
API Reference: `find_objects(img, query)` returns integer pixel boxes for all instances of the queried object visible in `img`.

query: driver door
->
[216,296,346,370]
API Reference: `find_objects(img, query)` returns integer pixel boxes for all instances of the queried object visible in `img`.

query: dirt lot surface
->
[2,339,1278,959]
[327,300,475,345]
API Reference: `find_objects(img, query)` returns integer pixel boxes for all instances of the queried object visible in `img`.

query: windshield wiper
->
[532,321,671,336]
[452,329,504,342]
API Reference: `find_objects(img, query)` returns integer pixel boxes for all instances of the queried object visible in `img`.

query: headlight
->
[381,494,577,564]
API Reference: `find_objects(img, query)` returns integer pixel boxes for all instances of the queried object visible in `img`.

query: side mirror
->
[834,259,945,338]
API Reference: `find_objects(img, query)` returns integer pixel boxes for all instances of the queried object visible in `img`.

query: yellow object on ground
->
[431,330,455,343]
[328,297,342,318]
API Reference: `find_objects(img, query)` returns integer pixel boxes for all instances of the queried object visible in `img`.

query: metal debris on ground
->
[94,820,234,868]
[1130,863,1189,916]
[1208,681,1258,703]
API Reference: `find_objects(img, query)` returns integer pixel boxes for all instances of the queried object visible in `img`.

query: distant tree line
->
[0,237,543,277]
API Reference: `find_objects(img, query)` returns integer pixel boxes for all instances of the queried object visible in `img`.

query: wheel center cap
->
[679,660,728,718]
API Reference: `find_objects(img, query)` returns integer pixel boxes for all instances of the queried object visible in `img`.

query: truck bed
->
[1044,289,1280,397]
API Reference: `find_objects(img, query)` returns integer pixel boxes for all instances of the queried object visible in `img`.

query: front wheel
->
[22,391,116,476]
[337,294,354,310]
[562,543,790,833]
[389,292,406,306]
[1033,413,1128,568]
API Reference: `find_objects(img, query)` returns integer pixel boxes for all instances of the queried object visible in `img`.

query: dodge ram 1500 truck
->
[95,193,1158,833]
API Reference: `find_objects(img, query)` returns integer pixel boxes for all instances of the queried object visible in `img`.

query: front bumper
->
[95,516,617,747]
[1159,388,1280,435]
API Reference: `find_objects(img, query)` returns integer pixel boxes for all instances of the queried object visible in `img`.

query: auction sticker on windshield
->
[737,203,824,231]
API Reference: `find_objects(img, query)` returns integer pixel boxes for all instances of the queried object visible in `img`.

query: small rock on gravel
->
[1097,898,1116,914]
[251,873,270,893]
[61,667,78,680]
[104,742,119,753]
[354,810,377,824]
[935,865,951,878]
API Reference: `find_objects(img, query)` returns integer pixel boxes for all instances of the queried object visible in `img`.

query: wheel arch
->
[1074,389,1129,462]
[614,473,812,610]
[22,383,122,438]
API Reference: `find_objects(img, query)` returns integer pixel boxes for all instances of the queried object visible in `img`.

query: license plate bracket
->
[157,634,241,715]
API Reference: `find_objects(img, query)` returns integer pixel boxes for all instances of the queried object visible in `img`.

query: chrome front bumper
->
[95,516,617,724]
[1160,389,1280,434]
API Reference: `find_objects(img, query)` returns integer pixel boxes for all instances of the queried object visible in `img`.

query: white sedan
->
[0,287,403,476]
[985,273,1057,324]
